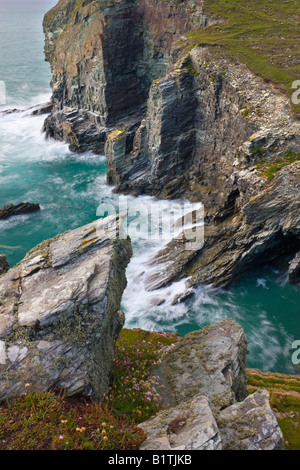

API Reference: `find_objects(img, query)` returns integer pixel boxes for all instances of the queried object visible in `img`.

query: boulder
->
[139,322,283,451]
[0,214,132,401]
[217,390,283,450]
[0,202,40,220]
[139,389,283,451]
[0,255,9,277]
[139,395,222,450]
[149,319,248,411]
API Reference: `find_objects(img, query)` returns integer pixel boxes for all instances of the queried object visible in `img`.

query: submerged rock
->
[0,214,132,401]
[0,202,40,220]
[30,102,53,116]
[0,102,52,116]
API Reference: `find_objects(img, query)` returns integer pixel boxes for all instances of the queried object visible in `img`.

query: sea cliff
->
[42,0,300,294]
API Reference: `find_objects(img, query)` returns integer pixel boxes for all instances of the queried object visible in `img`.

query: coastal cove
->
[0,0,299,378]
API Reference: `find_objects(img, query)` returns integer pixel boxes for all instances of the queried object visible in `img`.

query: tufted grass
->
[0,328,179,450]
[187,0,300,117]
[256,150,300,179]
[247,368,300,450]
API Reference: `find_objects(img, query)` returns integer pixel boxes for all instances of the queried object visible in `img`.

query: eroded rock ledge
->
[146,161,300,291]
[0,214,132,401]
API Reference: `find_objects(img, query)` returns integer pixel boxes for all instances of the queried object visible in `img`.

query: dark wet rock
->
[0,108,22,115]
[0,203,41,220]
[30,102,53,116]
[145,162,300,294]
[0,102,52,116]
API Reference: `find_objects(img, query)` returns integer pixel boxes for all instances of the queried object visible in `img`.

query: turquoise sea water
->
[0,0,299,375]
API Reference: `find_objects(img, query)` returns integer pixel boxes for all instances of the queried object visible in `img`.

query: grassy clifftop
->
[187,0,300,117]
[247,368,300,450]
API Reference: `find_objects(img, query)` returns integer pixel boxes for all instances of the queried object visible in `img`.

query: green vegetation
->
[0,389,145,450]
[0,329,298,450]
[0,329,179,450]
[256,150,300,179]
[75,0,85,11]
[186,0,300,117]
[247,368,300,450]
[109,329,179,422]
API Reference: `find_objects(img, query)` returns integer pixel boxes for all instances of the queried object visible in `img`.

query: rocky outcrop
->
[140,391,283,451]
[149,319,248,411]
[0,203,41,220]
[217,390,283,450]
[0,103,52,116]
[0,214,132,401]
[106,57,198,197]
[30,102,53,116]
[145,161,300,292]
[0,256,9,277]
[139,320,283,451]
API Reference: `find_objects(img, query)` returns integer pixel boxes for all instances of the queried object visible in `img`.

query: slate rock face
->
[146,161,300,297]
[42,0,300,293]
[0,214,132,401]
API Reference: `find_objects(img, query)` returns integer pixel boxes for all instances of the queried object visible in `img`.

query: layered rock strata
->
[42,0,220,152]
